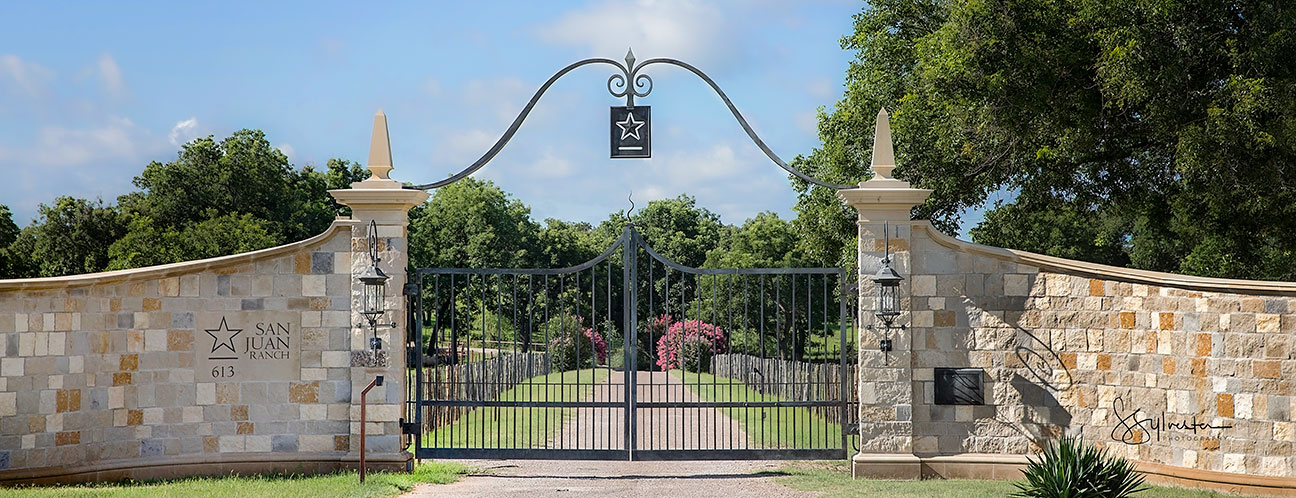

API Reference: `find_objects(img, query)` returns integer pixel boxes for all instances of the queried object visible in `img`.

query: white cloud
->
[440,128,496,164]
[276,143,296,162]
[29,117,153,166]
[536,0,733,67]
[530,152,574,178]
[97,53,126,97]
[169,117,202,147]
[0,54,54,97]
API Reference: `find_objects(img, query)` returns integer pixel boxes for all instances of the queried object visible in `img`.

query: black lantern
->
[873,259,904,328]
[867,221,905,356]
[359,220,389,351]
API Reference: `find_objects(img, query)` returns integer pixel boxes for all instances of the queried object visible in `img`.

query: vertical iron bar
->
[544,274,550,449]
[758,274,765,449]
[839,269,849,456]
[621,228,635,459]
[414,272,424,456]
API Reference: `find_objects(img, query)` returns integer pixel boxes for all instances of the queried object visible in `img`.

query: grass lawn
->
[0,462,470,498]
[674,370,843,449]
[420,368,610,450]
[776,461,1263,498]
[725,324,857,363]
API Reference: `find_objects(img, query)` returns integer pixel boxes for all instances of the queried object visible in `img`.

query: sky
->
[0,1,990,237]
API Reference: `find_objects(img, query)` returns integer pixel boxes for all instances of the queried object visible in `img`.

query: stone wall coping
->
[918,221,1296,295]
[0,218,359,291]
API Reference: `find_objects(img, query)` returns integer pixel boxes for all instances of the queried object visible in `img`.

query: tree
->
[705,211,803,269]
[107,213,281,270]
[597,194,724,269]
[0,205,29,278]
[119,129,336,245]
[537,218,600,268]
[22,197,126,277]
[408,177,541,269]
[797,0,1296,280]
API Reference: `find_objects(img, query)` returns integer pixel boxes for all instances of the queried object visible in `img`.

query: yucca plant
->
[1012,435,1147,498]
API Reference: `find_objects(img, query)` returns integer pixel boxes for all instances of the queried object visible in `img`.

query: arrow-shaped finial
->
[871,107,896,180]
[625,48,636,69]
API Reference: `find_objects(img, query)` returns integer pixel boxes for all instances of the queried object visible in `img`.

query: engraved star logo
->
[616,112,645,141]
[206,317,242,355]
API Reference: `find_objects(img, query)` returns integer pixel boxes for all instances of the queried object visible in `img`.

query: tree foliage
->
[408,177,541,269]
[0,129,371,278]
[797,0,1296,280]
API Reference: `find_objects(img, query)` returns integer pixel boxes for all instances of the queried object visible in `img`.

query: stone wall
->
[0,218,409,483]
[857,220,1296,485]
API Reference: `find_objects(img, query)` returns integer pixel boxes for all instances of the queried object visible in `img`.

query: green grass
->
[775,461,1265,498]
[724,323,857,362]
[674,370,842,449]
[421,368,610,450]
[0,462,470,498]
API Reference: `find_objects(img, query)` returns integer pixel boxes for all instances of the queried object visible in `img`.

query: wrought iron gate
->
[405,225,856,460]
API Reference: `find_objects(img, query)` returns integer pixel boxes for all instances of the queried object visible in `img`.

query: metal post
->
[360,375,384,483]
[621,226,635,460]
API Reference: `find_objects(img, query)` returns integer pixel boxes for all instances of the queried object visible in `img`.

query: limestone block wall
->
[0,219,408,483]
[899,221,1295,478]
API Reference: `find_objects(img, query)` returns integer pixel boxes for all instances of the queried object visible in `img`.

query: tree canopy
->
[1,130,369,278]
[795,0,1296,280]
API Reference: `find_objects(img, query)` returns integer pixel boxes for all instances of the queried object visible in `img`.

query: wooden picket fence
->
[710,353,858,426]
[421,352,552,431]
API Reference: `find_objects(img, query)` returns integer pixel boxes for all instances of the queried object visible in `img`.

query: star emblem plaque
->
[610,106,650,158]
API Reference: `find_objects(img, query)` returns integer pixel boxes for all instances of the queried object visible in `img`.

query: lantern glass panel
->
[877,283,899,316]
[363,281,385,315]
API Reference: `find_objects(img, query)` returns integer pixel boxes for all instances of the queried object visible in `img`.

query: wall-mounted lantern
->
[358,220,390,352]
[867,221,905,360]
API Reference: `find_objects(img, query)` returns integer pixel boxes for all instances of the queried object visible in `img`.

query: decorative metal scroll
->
[406,49,852,190]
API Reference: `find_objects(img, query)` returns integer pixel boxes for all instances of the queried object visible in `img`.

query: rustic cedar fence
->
[710,353,858,426]
[421,352,552,431]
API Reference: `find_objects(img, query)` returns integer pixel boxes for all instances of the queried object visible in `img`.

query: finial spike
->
[871,107,896,179]
[625,48,636,68]
[366,109,394,181]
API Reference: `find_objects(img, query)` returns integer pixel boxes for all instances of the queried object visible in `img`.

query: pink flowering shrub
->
[545,314,608,370]
[655,319,727,372]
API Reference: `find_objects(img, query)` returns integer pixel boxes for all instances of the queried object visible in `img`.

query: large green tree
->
[408,177,541,269]
[19,197,126,277]
[797,0,1296,280]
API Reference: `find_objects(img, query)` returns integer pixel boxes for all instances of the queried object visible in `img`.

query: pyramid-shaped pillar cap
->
[354,109,398,189]
[871,108,896,180]
[836,107,932,222]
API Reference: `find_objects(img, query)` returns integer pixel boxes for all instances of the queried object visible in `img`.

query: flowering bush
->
[544,314,607,370]
[655,319,727,372]
[635,314,673,369]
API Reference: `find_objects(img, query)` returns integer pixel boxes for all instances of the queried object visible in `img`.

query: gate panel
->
[409,226,857,461]
[626,229,855,460]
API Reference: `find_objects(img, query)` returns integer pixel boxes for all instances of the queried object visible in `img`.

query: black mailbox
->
[934,368,984,405]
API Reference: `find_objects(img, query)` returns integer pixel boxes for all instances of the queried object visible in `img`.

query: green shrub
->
[1012,435,1146,498]
[679,334,715,373]
[542,314,607,371]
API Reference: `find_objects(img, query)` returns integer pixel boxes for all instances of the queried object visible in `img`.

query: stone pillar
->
[837,108,931,479]
[328,110,429,469]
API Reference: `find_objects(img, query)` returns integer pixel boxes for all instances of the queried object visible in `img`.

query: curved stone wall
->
[868,221,1295,494]
[0,219,410,484]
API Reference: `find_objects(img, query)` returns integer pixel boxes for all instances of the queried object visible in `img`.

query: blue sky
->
[0,1,990,235]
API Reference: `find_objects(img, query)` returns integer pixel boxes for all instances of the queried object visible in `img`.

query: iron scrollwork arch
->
[407,49,851,191]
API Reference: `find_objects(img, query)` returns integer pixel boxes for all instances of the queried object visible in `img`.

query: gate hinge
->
[402,282,419,297]
[401,420,419,435]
